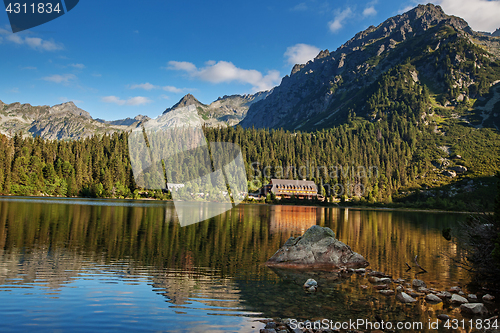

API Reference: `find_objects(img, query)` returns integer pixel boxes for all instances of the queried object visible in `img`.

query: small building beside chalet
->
[260,179,319,200]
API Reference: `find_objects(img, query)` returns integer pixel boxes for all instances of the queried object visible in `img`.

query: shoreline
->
[0,194,492,214]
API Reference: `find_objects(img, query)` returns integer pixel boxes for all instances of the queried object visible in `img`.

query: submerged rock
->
[303,278,317,288]
[437,314,450,321]
[397,291,418,303]
[460,303,489,316]
[436,291,452,299]
[412,279,427,288]
[368,276,392,284]
[425,294,443,303]
[266,225,369,268]
[451,294,469,305]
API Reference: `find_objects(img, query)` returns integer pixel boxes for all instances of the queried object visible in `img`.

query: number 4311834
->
[444,318,498,330]
[6,3,61,14]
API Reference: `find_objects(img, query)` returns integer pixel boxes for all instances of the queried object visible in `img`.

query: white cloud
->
[127,96,152,105]
[42,74,77,84]
[129,82,186,93]
[69,63,85,69]
[102,96,152,106]
[162,86,184,93]
[434,0,500,32]
[166,61,197,72]
[0,29,63,51]
[167,60,281,92]
[21,66,37,70]
[25,37,62,51]
[130,82,156,90]
[92,73,102,77]
[6,33,23,44]
[9,87,19,93]
[363,6,377,17]
[329,7,353,33]
[284,43,321,65]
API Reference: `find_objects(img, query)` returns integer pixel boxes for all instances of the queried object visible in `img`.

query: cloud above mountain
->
[166,60,280,92]
[284,44,320,65]
[329,7,353,33]
[425,0,499,32]
[129,82,187,94]
[102,96,152,106]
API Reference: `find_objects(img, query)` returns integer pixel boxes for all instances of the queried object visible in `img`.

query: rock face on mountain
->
[163,94,205,114]
[266,225,369,268]
[163,91,271,126]
[96,115,150,126]
[240,4,500,131]
[0,100,145,140]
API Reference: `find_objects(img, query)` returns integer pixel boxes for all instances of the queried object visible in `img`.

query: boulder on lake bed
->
[397,292,418,303]
[425,294,443,303]
[460,303,489,316]
[412,279,427,288]
[266,225,369,268]
[368,276,392,284]
[303,278,317,288]
[451,294,469,305]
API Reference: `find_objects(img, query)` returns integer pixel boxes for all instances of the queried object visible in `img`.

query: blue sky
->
[1,0,499,121]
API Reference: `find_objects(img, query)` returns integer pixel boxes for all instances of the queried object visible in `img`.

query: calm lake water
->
[0,197,483,332]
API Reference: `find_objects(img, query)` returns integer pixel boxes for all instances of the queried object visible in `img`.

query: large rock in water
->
[266,225,369,268]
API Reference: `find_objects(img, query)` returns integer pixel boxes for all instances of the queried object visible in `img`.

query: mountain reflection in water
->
[0,197,471,332]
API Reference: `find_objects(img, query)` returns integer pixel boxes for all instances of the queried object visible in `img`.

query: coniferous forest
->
[1,102,499,211]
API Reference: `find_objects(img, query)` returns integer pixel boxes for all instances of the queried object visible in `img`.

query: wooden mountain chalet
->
[260,179,319,200]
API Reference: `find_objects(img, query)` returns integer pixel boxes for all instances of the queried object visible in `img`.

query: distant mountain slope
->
[0,90,271,140]
[163,92,271,127]
[95,115,150,126]
[0,100,146,140]
[240,4,500,131]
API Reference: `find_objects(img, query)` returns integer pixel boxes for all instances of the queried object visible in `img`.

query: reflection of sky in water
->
[0,257,262,333]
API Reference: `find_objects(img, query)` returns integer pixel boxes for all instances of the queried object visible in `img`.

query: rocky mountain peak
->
[315,49,330,60]
[163,94,204,114]
[49,101,92,119]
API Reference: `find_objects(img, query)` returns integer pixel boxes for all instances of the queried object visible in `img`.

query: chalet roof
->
[270,179,317,189]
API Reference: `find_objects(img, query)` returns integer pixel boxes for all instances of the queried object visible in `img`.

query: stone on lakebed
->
[460,303,489,316]
[266,225,369,268]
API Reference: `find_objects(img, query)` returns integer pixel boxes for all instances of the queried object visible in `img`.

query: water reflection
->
[0,197,475,332]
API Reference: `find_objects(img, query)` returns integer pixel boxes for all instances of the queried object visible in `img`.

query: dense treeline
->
[0,97,499,210]
[206,115,419,204]
[0,132,138,199]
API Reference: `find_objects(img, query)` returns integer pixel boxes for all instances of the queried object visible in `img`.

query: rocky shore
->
[257,268,499,332]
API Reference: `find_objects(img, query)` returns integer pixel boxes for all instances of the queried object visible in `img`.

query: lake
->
[0,197,480,332]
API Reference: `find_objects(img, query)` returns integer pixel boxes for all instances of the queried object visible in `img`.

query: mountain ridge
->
[0,100,147,140]
[240,3,500,131]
